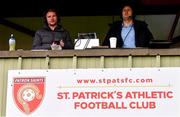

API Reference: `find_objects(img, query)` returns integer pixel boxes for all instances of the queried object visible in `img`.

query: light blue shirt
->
[121,24,136,48]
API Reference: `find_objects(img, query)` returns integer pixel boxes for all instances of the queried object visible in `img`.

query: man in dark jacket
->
[103,4,154,48]
[32,9,73,50]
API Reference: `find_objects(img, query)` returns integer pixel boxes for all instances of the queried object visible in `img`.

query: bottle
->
[9,34,16,51]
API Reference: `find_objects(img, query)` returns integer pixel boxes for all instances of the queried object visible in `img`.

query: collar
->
[122,23,134,28]
[43,24,64,31]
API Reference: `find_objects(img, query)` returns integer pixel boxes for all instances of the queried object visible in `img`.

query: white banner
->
[6,68,180,117]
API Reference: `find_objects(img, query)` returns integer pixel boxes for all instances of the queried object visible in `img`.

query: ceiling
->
[0,0,180,17]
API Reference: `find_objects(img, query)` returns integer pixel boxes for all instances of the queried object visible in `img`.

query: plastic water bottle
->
[9,34,16,51]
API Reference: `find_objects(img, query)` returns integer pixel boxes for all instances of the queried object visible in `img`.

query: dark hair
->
[120,3,136,20]
[43,8,60,25]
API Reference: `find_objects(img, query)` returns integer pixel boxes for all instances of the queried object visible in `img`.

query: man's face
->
[46,11,58,26]
[122,6,133,20]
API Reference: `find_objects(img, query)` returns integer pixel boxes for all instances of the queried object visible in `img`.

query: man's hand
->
[60,40,64,48]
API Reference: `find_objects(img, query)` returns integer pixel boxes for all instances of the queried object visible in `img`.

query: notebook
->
[74,38,99,50]
[74,32,99,50]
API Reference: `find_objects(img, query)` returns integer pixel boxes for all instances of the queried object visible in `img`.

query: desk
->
[1,48,180,116]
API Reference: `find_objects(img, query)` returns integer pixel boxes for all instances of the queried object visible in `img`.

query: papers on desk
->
[31,49,48,51]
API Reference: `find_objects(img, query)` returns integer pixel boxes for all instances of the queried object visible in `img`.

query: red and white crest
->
[13,77,45,115]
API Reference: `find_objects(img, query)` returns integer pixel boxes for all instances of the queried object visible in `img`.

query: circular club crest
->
[22,88,36,102]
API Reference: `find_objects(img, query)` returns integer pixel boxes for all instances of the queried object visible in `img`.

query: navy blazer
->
[103,20,154,48]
